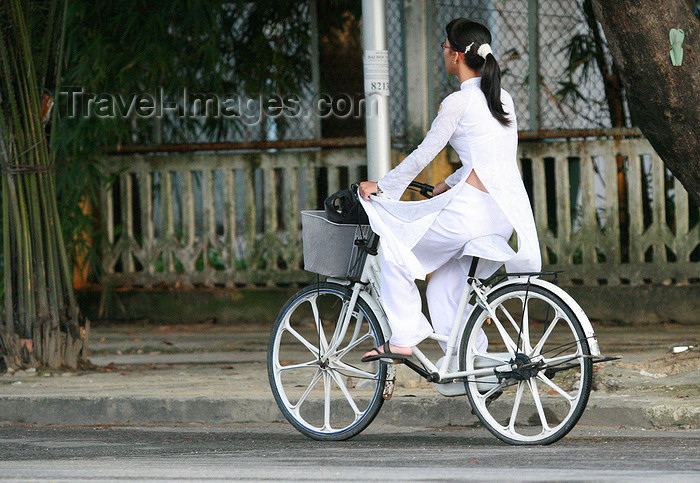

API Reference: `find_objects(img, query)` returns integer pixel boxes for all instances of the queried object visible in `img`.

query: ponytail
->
[480,53,511,127]
[446,18,512,127]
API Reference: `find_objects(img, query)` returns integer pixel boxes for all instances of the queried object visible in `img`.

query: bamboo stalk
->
[0,132,14,334]
[9,3,43,168]
[16,177,34,338]
[35,0,60,88]
[1,0,84,366]
[39,171,62,326]
[28,173,52,327]
[48,0,74,324]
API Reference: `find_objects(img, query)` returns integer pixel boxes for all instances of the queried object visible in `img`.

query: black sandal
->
[361,341,412,363]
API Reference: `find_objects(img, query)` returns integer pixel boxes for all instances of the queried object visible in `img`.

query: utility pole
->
[361,0,392,180]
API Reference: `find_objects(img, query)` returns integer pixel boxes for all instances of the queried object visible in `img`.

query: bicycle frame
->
[328,247,506,384]
[328,243,601,385]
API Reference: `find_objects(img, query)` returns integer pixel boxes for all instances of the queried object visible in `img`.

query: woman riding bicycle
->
[359,19,541,361]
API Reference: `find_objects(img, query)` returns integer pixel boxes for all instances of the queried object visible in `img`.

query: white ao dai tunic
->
[359,77,541,347]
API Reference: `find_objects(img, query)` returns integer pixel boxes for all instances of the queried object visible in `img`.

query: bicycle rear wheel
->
[267,282,387,441]
[460,283,592,445]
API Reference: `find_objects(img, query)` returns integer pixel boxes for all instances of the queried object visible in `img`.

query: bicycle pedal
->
[383,364,396,400]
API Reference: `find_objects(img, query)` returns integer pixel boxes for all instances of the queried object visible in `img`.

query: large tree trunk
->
[591,0,700,205]
[582,0,626,128]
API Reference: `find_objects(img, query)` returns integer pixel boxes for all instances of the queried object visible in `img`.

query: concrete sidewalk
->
[0,320,698,429]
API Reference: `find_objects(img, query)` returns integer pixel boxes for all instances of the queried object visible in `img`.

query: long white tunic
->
[360,77,541,280]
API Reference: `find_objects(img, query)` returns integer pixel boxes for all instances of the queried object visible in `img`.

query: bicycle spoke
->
[531,315,562,357]
[329,370,363,419]
[490,315,519,356]
[333,359,379,379]
[277,359,318,372]
[508,381,525,433]
[309,296,329,353]
[285,325,320,358]
[334,331,373,360]
[348,313,366,348]
[499,302,521,336]
[478,381,506,400]
[473,351,511,365]
[527,378,550,432]
[537,372,576,402]
[323,371,332,431]
[291,369,323,415]
[328,301,349,344]
[327,303,357,357]
[520,298,531,352]
[342,312,369,350]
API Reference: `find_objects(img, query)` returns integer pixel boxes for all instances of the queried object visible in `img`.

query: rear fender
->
[489,278,601,356]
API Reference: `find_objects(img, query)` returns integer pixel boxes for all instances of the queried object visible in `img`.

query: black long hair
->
[446,18,511,127]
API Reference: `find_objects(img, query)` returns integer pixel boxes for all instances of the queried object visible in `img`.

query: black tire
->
[459,283,592,445]
[267,282,387,441]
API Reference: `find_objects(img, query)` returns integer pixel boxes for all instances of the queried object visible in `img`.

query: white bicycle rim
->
[462,285,592,445]
[268,284,386,439]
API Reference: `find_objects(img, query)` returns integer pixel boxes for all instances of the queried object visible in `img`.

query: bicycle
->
[267,181,616,445]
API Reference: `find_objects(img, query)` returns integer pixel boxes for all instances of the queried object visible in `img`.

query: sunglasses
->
[440,42,465,56]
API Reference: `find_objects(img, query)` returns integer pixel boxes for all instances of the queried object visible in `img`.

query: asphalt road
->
[0,423,698,481]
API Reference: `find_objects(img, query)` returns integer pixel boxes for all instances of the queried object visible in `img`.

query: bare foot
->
[362,342,412,360]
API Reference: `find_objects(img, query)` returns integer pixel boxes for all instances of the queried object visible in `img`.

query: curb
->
[1,394,698,429]
[0,397,284,426]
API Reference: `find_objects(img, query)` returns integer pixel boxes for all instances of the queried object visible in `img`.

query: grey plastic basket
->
[301,210,373,279]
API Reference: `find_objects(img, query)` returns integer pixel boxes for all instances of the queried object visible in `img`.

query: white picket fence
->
[101,137,699,287]
[520,138,698,285]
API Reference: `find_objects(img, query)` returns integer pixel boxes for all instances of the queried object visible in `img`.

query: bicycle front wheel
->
[460,283,592,445]
[267,282,387,441]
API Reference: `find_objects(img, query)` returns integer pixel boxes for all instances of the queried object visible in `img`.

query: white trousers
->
[381,184,513,349]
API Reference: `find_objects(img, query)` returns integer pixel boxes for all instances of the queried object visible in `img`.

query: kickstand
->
[591,355,622,364]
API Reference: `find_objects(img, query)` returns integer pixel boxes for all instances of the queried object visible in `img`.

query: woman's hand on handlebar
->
[433,181,451,196]
[358,181,378,201]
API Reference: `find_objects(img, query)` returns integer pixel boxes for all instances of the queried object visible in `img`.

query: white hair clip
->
[464,42,474,54]
[477,43,493,59]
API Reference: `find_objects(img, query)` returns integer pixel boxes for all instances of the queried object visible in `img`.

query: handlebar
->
[407,181,433,199]
[351,181,434,199]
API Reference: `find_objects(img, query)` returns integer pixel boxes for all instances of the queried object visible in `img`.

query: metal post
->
[527,0,541,132]
[361,0,392,180]
[404,0,430,145]
[425,0,437,125]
